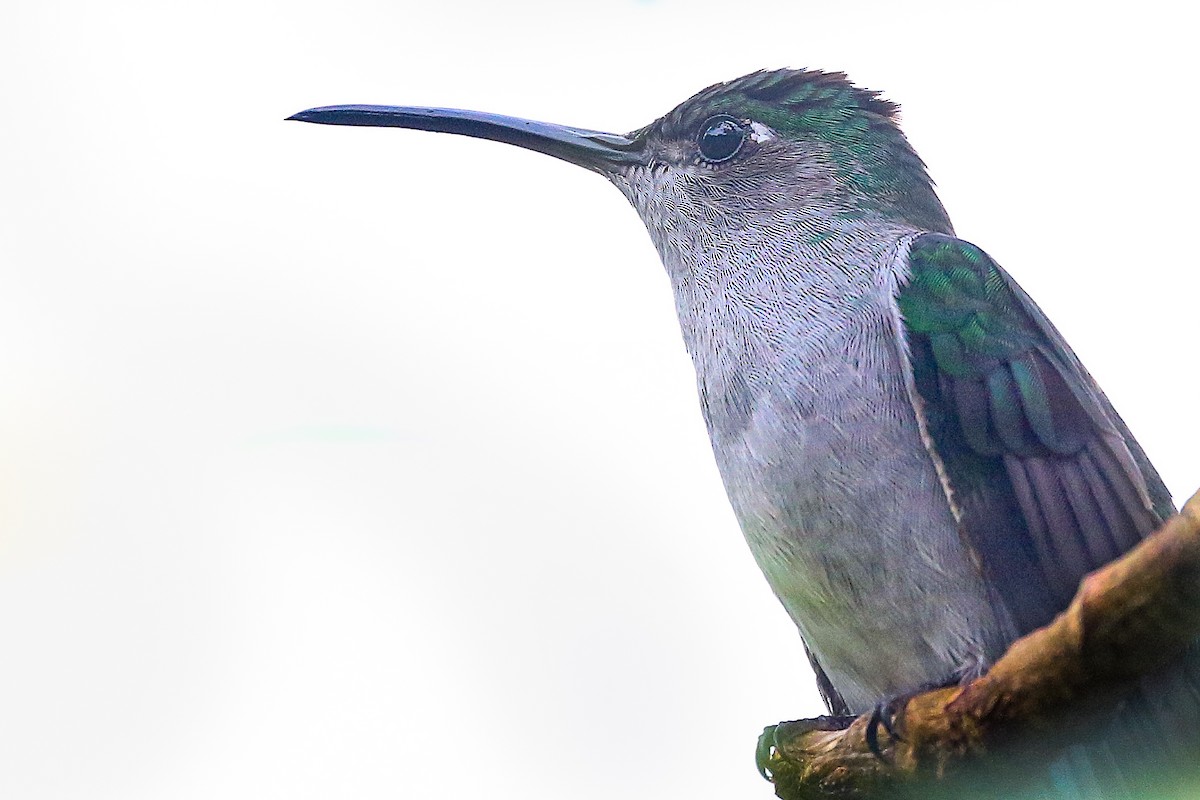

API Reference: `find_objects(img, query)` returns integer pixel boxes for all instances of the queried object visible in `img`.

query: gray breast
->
[668,230,1015,710]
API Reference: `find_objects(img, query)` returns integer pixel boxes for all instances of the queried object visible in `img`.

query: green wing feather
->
[899,234,1172,630]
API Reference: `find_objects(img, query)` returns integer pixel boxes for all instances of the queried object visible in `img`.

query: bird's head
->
[289,69,951,259]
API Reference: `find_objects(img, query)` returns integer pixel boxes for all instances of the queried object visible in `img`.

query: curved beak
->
[287,105,646,174]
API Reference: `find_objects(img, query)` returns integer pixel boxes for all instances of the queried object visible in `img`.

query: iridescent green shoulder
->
[900,235,1026,359]
[897,233,1087,457]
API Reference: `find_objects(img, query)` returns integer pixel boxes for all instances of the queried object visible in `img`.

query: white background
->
[2,2,1197,798]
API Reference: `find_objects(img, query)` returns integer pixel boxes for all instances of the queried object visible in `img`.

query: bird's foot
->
[865,697,906,760]
[756,715,856,781]
[865,665,980,760]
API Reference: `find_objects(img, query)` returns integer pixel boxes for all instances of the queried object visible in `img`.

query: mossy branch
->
[760,489,1200,800]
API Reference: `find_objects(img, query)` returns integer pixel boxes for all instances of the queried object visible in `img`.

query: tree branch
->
[760,489,1200,799]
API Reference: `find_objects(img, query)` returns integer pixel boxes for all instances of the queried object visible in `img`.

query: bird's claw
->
[864,667,976,760]
[865,698,904,760]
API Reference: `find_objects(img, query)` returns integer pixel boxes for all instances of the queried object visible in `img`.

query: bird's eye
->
[697,115,746,163]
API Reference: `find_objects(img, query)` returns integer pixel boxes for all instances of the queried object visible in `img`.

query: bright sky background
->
[2,2,1197,798]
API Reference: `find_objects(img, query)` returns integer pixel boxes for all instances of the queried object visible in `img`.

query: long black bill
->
[287,105,646,173]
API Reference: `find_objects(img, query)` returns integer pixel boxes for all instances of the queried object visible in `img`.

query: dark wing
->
[898,233,1174,635]
[803,641,850,716]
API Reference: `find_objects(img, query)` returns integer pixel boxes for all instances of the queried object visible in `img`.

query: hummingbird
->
[290,69,1199,794]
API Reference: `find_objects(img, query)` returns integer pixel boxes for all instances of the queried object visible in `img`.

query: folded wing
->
[898,233,1173,634]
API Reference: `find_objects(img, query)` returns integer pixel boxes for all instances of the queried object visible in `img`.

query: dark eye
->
[697,115,746,163]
